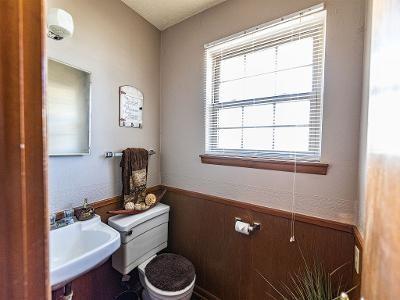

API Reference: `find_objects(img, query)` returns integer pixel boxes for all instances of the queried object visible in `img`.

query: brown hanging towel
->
[120,148,149,206]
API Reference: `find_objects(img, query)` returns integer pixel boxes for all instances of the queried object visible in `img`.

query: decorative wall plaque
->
[119,85,143,128]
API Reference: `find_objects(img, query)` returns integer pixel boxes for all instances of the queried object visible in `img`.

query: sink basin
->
[50,215,121,290]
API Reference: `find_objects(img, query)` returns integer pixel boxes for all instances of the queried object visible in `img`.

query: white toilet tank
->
[108,203,170,275]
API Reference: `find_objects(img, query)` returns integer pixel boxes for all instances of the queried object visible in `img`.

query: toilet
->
[108,203,195,300]
[138,254,195,300]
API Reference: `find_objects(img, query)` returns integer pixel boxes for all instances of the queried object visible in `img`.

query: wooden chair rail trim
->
[59,184,353,233]
[164,185,353,233]
[55,185,163,220]
[200,154,329,175]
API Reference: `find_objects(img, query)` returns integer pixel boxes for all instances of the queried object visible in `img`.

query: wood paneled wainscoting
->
[163,187,360,300]
[52,185,361,299]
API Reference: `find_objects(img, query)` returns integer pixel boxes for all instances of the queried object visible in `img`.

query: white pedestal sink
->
[50,215,121,290]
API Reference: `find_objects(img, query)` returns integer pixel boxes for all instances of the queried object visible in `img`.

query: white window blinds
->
[204,5,326,161]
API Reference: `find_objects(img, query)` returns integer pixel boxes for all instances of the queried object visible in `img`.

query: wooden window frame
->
[206,27,325,161]
[200,154,329,175]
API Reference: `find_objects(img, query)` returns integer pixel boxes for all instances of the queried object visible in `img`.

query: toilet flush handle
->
[122,229,133,236]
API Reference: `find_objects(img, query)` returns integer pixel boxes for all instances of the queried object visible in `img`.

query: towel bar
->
[105,149,156,158]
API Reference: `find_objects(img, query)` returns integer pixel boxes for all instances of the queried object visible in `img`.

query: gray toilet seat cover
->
[145,253,195,292]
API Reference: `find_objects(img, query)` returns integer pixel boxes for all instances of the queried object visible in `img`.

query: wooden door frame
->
[0,0,49,299]
[361,0,400,298]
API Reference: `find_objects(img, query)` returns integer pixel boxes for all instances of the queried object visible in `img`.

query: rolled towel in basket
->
[120,148,148,205]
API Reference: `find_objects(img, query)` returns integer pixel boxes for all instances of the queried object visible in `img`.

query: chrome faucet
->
[50,209,75,230]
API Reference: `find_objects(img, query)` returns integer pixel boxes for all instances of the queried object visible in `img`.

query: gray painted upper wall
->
[160,0,366,224]
[47,0,366,225]
[47,0,161,212]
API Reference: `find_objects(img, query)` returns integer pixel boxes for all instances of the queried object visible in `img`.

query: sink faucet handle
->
[63,208,75,225]
[63,208,74,219]
[49,213,56,226]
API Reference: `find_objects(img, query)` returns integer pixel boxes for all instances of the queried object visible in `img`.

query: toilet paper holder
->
[235,217,261,234]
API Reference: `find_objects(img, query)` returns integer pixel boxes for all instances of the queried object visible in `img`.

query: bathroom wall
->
[47,0,161,212]
[160,0,366,224]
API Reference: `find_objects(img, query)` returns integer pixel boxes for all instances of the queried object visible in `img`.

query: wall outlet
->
[354,245,360,274]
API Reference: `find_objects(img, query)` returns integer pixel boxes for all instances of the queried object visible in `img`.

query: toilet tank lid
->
[108,203,170,232]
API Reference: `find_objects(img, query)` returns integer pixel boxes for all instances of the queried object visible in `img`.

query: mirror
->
[47,59,91,155]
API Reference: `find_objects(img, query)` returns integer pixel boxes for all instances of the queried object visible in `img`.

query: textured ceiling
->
[121,0,227,30]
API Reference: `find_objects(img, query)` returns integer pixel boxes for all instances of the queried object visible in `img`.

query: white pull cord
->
[289,151,297,243]
[289,13,303,244]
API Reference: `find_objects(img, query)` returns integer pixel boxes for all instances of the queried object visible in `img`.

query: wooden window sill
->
[200,154,329,175]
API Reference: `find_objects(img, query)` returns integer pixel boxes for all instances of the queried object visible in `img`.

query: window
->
[204,5,326,162]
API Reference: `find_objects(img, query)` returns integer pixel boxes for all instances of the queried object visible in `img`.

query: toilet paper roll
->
[235,220,250,235]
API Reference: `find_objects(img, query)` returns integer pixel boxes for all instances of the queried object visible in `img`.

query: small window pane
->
[219,79,245,102]
[219,72,277,102]
[218,107,242,127]
[243,104,274,126]
[277,38,313,70]
[275,101,310,125]
[274,127,309,152]
[246,48,276,76]
[243,128,273,150]
[218,129,242,149]
[220,55,245,81]
[244,73,276,99]
[276,66,312,95]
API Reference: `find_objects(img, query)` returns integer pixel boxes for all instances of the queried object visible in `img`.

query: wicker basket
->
[107,188,166,216]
